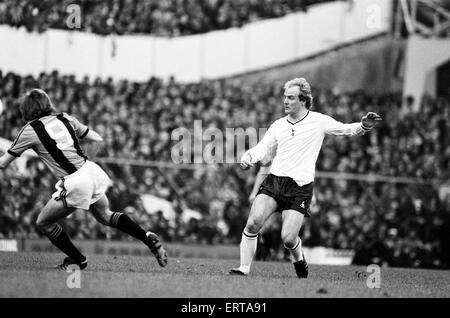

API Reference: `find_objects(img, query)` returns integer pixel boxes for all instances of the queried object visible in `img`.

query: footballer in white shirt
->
[230,78,382,278]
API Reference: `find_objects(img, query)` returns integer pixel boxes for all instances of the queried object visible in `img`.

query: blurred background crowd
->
[0,0,449,270]
[1,70,449,269]
[0,0,334,36]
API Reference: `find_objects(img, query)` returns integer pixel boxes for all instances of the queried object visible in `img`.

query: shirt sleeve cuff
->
[80,128,90,139]
[246,150,258,164]
[7,150,21,157]
[361,122,371,131]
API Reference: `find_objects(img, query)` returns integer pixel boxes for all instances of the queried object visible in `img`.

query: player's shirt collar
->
[287,111,309,125]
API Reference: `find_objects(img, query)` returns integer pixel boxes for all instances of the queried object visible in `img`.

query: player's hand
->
[240,152,253,170]
[362,112,382,129]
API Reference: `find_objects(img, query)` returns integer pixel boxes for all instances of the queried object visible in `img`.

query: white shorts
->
[52,161,112,210]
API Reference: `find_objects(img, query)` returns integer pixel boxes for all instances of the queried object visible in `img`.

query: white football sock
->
[238,230,259,274]
[284,237,303,262]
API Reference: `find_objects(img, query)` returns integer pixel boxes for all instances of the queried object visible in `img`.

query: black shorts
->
[257,174,314,217]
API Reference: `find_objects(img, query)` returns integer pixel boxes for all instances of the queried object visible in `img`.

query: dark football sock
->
[109,212,147,243]
[46,224,86,262]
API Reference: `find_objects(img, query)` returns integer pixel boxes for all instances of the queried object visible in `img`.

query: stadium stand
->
[1,70,449,268]
[0,0,337,36]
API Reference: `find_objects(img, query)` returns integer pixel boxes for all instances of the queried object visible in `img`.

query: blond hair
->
[284,78,313,109]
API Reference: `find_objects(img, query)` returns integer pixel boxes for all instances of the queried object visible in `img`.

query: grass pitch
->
[0,251,449,298]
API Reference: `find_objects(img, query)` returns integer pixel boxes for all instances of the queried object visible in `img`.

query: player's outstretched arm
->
[0,151,16,170]
[324,111,382,136]
[361,112,382,130]
[81,129,104,159]
[83,129,103,143]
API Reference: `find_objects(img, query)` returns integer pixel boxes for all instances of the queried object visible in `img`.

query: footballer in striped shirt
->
[0,89,168,270]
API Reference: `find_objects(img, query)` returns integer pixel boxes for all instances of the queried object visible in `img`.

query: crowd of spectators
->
[0,70,449,268]
[0,0,337,36]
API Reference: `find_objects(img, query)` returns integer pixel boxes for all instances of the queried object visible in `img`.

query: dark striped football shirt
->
[8,113,89,178]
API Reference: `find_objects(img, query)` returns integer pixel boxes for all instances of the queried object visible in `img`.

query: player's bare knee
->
[281,233,297,249]
[35,217,54,234]
[97,215,109,226]
[101,211,114,226]
[91,208,112,226]
[245,220,262,235]
[35,214,46,229]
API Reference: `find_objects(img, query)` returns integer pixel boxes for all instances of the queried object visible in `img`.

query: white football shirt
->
[247,111,370,186]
